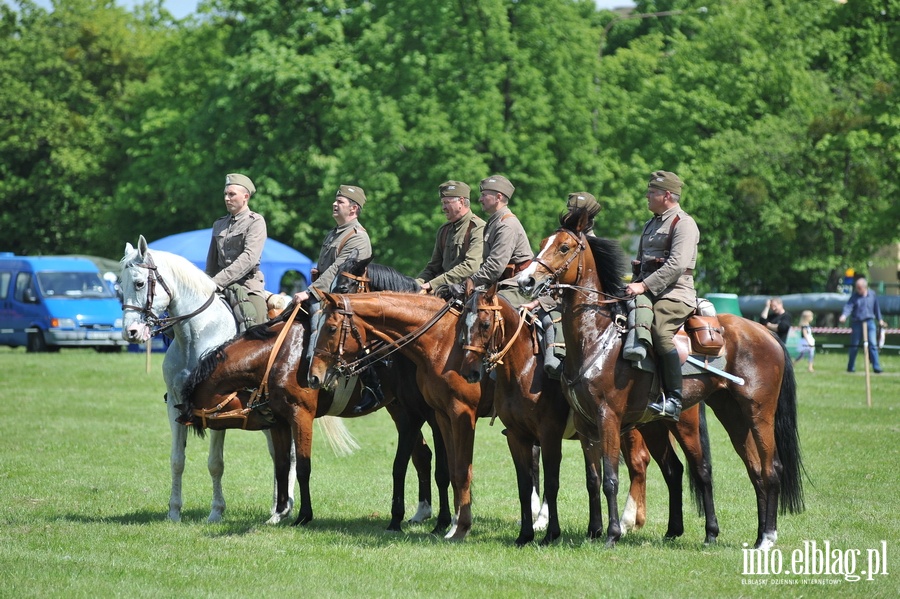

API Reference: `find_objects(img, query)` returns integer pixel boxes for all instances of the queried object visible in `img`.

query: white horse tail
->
[316,416,360,457]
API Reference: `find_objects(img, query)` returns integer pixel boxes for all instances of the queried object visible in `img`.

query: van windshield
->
[37,272,116,299]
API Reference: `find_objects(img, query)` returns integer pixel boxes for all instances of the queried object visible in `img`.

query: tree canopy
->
[2,0,897,294]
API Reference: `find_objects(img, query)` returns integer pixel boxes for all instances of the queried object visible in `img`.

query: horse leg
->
[619,428,650,535]
[265,425,295,525]
[671,404,719,544]
[537,436,562,546]
[384,401,421,531]
[429,418,452,534]
[408,430,434,524]
[706,400,771,548]
[579,434,604,540]
[166,402,187,522]
[638,422,685,540]
[507,432,537,546]
[442,410,477,541]
[599,415,623,547]
[531,445,550,530]
[206,429,227,523]
[290,410,316,526]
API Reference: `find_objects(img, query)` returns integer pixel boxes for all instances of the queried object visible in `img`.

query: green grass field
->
[0,347,896,598]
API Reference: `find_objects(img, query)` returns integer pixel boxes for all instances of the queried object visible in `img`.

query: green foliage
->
[3,0,899,291]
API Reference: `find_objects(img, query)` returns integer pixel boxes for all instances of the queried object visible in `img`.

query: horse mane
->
[560,207,627,293]
[122,246,217,299]
[334,257,421,293]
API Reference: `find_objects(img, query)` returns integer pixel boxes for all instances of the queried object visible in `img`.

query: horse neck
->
[349,293,455,356]
[559,245,616,340]
[156,258,233,344]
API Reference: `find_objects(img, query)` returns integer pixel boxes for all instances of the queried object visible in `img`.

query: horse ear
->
[464,278,475,299]
[124,242,134,256]
[319,291,337,306]
[137,235,148,256]
[484,283,498,302]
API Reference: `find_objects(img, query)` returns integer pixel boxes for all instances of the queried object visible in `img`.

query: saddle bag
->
[685,315,725,356]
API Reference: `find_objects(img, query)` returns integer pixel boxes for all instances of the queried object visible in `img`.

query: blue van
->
[0,254,128,352]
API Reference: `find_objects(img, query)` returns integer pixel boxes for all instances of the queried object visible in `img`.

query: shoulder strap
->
[335,225,364,256]
[665,213,681,256]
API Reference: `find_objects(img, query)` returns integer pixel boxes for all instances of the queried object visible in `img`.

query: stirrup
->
[647,394,681,422]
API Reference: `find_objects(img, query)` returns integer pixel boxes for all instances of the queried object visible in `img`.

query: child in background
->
[794,310,816,372]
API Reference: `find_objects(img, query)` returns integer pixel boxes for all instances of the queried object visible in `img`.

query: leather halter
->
[337,270,370,293]
[537,229,624,305]
[122,251,217,336]
[461,293,531,373]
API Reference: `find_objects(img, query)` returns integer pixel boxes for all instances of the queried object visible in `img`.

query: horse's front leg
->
[429,418,453,534]
[579,432,604,540]
[443,408,477,541]
[166,399,188,522]
[265,425,295,525]
[290,410,316,526]
[384,401,423,532]
[537,435,562,546]
[206,429,226,523]
[506,431,537,546]
[599,414,623,547]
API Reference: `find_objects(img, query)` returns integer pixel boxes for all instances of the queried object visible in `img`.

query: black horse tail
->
[687,401,712,517]
[775,343,805,514]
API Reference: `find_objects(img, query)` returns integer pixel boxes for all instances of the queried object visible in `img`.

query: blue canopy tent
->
[148,229,313,294]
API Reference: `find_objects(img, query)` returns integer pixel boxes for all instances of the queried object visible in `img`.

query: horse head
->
[457,284,503,383]
[306,292,370,390]
[120,235,172,343]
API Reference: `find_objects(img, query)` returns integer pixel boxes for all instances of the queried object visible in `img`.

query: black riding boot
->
[540,311,562,379]
[648,349,683,422]
[353,367,385,414]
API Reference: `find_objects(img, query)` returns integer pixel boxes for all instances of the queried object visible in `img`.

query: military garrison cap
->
[336,184,367,207]
[439,180,471,199]
[225,173,255,196]
[480,175,515,199]
[567,191,601,217]
[647,170,683,195]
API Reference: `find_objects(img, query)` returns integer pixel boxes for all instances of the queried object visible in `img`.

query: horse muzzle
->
[124,321,151,343]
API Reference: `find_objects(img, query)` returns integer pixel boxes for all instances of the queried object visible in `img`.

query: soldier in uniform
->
[416,180,485,294]
[448,175,533,303]
[624,170,699,421]
[206,173,267,325]
[292,184,380,413]
[523,191,602,378]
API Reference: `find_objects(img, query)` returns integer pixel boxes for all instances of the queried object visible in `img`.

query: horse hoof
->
[514,536,533,548]
[539,531,560,546]
[704,535,718,545]
[385,522,403,533]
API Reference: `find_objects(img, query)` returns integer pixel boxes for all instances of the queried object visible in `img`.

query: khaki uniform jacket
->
[417,211,486,289]
[470,206,533,289]
[635,206,699,306]
[205,209,266,294]
[309,218,372,301]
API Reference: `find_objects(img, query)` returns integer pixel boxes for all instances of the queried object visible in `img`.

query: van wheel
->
[27,332,48,353]
[96,346,122,353]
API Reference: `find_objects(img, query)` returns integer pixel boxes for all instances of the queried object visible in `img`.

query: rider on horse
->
[292,184,383,414]
[624,171,699,422]
[415,180,486,294]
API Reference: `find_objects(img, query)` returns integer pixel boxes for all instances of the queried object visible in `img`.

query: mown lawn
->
[0,347,896,598]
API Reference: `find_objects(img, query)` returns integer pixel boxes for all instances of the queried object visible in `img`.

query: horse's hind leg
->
[408,431,434,524]
[637,422,684,540]
[507,432,538,546]
[385,401,425,531]
[619,428,650,535]
[531,445,550,530]
[207,429,227,523]
[672,403,719,544]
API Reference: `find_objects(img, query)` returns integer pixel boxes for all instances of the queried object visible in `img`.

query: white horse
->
[120,235,308,523]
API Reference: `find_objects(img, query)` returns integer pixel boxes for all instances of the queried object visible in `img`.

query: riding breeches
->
[650,298,694,353]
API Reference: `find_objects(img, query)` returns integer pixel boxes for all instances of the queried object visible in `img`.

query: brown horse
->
[517,209,804,549]
[179,261,452,532]
[456,284,719,545]
[307,292,488,540]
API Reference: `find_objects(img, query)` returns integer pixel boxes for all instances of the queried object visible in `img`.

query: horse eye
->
[135,280,145,290]
[560,243,571,253]
[327,324,338,334]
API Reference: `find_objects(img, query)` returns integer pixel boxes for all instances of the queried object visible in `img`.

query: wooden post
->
[862,323,872,407]
[146,335,152,374]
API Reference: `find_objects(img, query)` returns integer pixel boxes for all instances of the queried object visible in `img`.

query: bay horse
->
[456,284,719,545]
[178,258,452,532]
[517,209,804,549]
[120,236,308,523]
